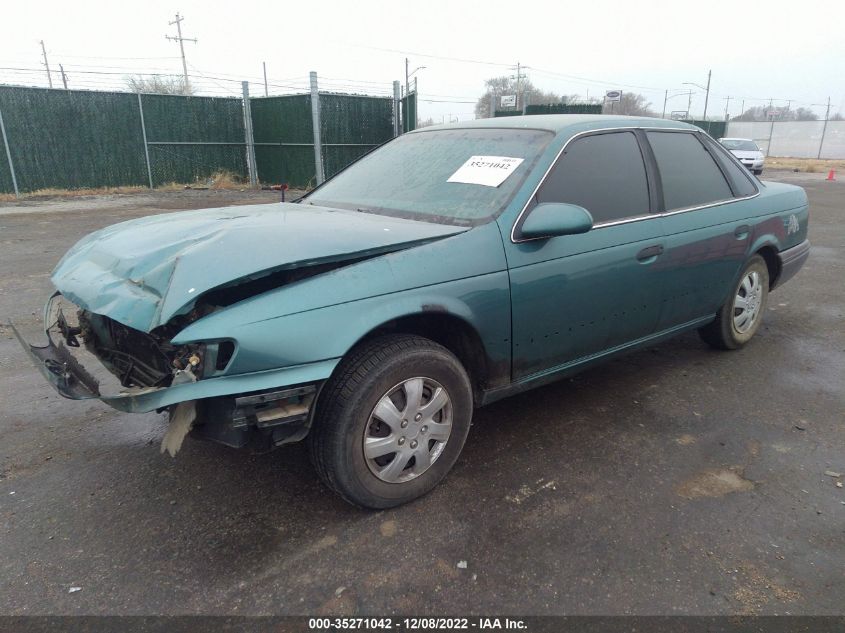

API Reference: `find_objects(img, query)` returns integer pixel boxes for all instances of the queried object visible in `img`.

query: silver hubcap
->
[733,270,763,334]
[363,377,453,483]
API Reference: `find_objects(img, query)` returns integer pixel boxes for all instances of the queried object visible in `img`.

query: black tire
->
[699,255,769,350]
[308,334,473,509]
[753,169,763,176]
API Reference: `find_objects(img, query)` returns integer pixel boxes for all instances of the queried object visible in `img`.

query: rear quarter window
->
[701,136,759,197]
[646,131,733,211]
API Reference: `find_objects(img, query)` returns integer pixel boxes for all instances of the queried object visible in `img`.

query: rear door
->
[502,130,666,379]
[644,130,759,329]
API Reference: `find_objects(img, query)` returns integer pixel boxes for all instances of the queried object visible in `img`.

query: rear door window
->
[646,131,733,211]
[536,131,650,224]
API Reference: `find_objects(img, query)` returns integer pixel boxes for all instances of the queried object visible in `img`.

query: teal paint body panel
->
[502,217,666,378]
[51,203,466,332]
[15,115,811,420]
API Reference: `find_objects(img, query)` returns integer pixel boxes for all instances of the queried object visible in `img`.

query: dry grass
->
[153,170,247,192]
[0,170,252,201]
[766,157,845,173]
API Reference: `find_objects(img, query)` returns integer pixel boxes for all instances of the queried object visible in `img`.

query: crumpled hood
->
[52,202,466,332]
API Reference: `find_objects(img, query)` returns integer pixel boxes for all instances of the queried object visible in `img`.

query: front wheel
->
[699,255,769,350]
[308,334,473,509]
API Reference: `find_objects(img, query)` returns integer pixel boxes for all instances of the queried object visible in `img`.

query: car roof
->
[719,137,754,141]
[414,114,700,137]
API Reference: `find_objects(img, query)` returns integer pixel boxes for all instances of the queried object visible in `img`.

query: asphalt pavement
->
[0,174,842,615]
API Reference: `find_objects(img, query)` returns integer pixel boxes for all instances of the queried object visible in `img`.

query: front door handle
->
[734,225,751,239]
[636,244,664,261]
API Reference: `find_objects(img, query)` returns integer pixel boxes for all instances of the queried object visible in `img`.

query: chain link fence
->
[0,76,416,195]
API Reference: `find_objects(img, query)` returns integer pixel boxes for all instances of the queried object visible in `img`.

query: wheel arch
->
[339,311,503,405]
[754,243,782,289]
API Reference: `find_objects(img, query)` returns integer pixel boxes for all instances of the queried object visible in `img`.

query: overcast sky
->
[3,0,843,122]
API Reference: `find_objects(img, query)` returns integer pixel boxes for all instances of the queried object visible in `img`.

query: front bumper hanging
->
[11,292,339,414]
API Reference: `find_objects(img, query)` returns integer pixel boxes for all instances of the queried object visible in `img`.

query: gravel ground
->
[0,174,842,615]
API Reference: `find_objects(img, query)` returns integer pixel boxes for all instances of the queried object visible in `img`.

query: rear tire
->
[753,169,763,176]
[699,255,769,350]
[308,334,473,509]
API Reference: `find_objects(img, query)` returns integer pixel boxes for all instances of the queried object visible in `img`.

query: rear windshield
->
[304,128,553,226]
[720,139,759,151]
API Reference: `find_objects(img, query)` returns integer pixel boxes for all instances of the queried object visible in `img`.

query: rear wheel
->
[699,255,769,350]
[308,334,473,509]
[753,169,763,175]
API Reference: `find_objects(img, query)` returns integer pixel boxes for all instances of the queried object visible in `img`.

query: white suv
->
[718,138,765,175]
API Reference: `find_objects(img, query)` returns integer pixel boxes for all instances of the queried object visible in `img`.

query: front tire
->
[308,334,473,509]
[699,255,769,350]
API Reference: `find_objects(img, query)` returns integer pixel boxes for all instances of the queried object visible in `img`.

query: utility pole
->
[702,69,711,121]
[662,89,668,119]
[40,40,53,88]
[724,96,731,121]
[405,57,409,99]
[59,64,68,90]
[262,62,268,97]
[511,62,528,112]
[818,96,831,159]
[166,13,196,94]
[740,99,745,119]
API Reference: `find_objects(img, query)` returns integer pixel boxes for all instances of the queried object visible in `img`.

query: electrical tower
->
[166,13,197,93]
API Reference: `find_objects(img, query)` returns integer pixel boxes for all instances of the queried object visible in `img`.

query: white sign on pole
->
[447,156,525,188]
[500,95,517,108]
[670,110,688,120]
[605,90,622,102]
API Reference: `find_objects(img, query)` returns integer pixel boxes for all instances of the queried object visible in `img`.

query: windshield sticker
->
[447,156,525,187]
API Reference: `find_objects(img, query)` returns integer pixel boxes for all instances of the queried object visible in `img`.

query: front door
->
[500,130,666,380]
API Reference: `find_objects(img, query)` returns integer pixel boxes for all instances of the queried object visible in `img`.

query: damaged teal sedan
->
[14,115,810,508]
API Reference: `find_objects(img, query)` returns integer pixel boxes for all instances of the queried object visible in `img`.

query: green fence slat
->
[0,84,398,193]
[0,86,147,192]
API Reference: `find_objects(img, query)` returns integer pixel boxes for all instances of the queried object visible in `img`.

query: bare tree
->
[475,76,569,118]
[602,92,656,117]
[734,105,818,122]
[125,74,194,95]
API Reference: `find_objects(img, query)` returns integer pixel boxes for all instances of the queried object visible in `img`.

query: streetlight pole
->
[663,89,693,119]
[683,70,711,121]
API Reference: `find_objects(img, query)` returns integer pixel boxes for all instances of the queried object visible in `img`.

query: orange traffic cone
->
[827,169,836,181]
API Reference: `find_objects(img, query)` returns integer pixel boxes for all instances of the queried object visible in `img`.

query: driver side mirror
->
[516,202,594,241]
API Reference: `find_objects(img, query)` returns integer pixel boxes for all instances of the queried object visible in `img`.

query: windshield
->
[304,128,553,226]
[720,139,760,151]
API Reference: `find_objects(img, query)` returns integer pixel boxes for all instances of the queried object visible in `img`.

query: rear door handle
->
[734,225,750,239]
[636,244,664,261]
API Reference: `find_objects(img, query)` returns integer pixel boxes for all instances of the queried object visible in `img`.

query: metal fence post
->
[0,106,20,197]
[393,81,401,137]
[766,117,775,157]
[309,71,325,185]
[136,93,154,189]
[818,98,831,159]
[241,81,258,186]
